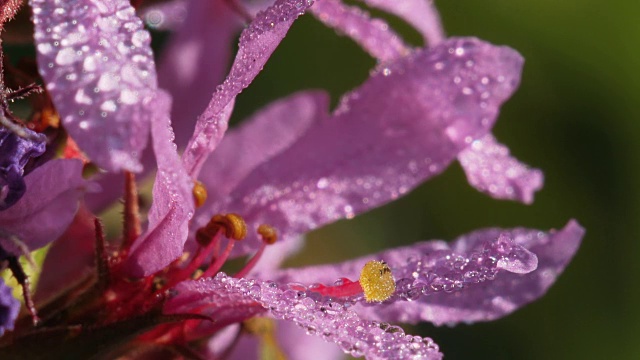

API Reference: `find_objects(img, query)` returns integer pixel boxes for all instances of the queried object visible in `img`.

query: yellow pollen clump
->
[359,260,396,302]
[196,213,247,244]
[192,180,208,208]
[257,224,278,244]
[212,213,247,240]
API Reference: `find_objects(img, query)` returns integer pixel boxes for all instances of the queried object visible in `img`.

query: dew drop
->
[55,47,77,65]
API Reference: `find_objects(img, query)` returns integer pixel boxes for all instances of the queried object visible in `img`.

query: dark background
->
[231,0,635,359]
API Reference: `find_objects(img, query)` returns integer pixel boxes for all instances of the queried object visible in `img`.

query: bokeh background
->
[230,0,637,359]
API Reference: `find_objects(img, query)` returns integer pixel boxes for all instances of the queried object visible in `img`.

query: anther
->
[234,224,279,279]
[257,224,277,245]
[211,214,247,241]
[196,213,247,246]
[308,260,396,302]
[192,180,207,208]
[359,260,396,302]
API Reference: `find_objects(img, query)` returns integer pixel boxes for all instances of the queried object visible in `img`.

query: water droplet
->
[316,177,329,189]
[83,56,97,72]
[55,47,77,65]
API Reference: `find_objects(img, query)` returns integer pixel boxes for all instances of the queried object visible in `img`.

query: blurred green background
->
[232,0,637,359]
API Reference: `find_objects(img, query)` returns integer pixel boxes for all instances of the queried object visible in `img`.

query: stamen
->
[195,225,218,247]
[121,171,141,254]
[192,180,207,209]
[167,214,248,286]
[162,229,223,290]
[199,238,235,279]
[308,260,396,302]
[207,214,247,241]
[359,260,396,302]
[257,224,277,245]
[234,225,278,279]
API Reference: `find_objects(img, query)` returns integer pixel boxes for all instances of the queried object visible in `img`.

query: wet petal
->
[31,0,158,172]
[0,278,19,337]
[458,134,544,204]
[0,159,85,253]
[35,204,97,303]
[222,37,524,255]
[218,319,346,360]
[355,0,445,46]
[157,0,241,150]
[125,92,194,277]
[310,0,409,62]
[0,126,46,210]
[182,0,314,177]
[164,278,266,341]
[167,274,443,359]
[197,91,329,202]
[270,220,584,326]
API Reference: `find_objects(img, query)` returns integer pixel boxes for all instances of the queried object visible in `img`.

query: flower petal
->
[0,126,46,210]
[270,220,584,326]
[223,37,524,255]
[187,92,326,264]
[355,0,445,46]
[31,0,158,172]
[124,92,194,277]
[458,134,544,204]
[164,278,266,341]
[34,204,97,304]
[0,277,20,337]
[167,274,443,359]
[220,320,347,360]
[182,0,314,178]
[157,0,242,150]
[0,159,85,253]
[197,91,329,202]
[310,0,409,62]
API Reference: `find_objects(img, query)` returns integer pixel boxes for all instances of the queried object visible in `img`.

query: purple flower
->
[0,277,19,337]
[0,0,584,358]
[0,125,46,210]
[0,159,86,255]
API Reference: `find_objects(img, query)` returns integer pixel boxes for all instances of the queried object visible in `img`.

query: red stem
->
[233,242,266,279]
[200,239,235,278]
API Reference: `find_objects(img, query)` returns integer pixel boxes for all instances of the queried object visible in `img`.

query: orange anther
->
[257,224,278,245]
[192,180,208,208]
[210,213,247,241]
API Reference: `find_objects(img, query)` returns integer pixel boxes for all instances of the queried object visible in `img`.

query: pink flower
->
[0,0,583,359]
